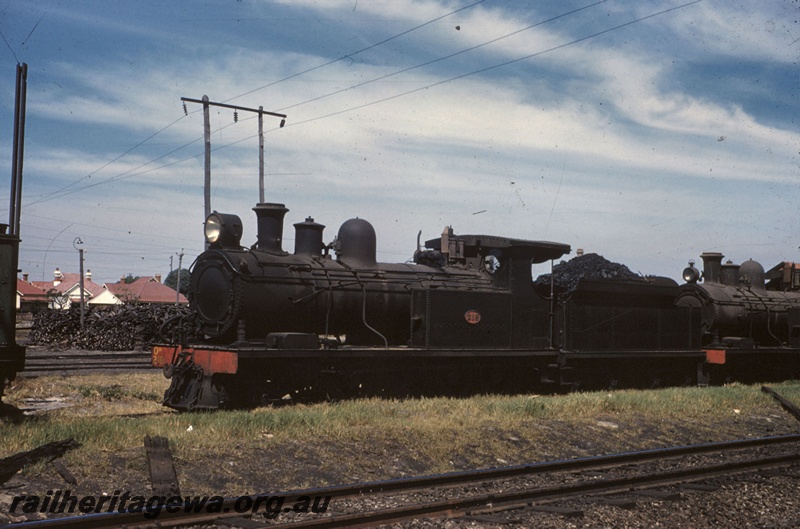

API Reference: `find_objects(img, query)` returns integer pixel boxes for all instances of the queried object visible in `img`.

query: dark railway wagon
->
[0,227,25,405]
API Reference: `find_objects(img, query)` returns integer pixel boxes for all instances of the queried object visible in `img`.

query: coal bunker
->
[534,252,643,292]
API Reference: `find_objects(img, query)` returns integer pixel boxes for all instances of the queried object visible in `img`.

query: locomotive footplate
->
[152,342,800,410]
[153,343,563,363]
[153,342,566,410]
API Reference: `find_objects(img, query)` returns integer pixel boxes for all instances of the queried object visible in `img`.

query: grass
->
[2,373,799,495]
[3,374,798,453]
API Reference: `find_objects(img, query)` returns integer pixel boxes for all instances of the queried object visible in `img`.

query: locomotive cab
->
[413,231,570,349]
[422,229,570,288]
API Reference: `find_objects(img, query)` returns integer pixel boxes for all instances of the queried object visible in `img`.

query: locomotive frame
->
[152,202,800,411]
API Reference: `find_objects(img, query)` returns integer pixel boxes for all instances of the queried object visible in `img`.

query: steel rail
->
[8,433,800,529]
[265,452,800,529]
[21,351,154,376]
[25,351,151,359]
[762,385,800,422]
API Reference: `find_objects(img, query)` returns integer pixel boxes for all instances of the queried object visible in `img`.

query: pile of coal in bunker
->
[534,252,643,292]
[29,304,196,351]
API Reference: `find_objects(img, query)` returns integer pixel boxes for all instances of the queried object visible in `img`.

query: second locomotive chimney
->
[253,203,289,253]
[700,252,724,284]
[719,260,740,286]
[294,217,325,255]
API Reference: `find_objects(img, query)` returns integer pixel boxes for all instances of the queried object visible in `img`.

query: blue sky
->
[0,0,798,285]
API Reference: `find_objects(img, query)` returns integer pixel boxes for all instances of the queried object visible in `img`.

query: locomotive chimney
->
[294,217,325,255]
[253,203,289,253]
[700,252,723,283]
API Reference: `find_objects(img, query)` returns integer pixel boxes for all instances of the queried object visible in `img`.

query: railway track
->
[20,349,155,376]
[10,433,800,528]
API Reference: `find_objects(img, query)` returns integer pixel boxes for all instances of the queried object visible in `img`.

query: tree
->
[164,268,191,295]
[122,274,140,284]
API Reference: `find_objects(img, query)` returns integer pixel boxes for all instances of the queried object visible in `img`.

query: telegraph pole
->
[258,107,265,203]
[9,63,27,237]
[175,249,184,305]
[181,96,286,216]
[203,96,211,222]
[74,237,85,330]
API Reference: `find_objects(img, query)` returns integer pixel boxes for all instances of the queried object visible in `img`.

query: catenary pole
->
[181,96,286,208]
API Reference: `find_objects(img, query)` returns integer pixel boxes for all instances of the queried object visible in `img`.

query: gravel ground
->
[246,444,800,529]
[429,468,800,528]
[4,426,798,528]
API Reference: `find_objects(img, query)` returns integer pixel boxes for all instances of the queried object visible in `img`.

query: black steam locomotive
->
[153,202,800,411]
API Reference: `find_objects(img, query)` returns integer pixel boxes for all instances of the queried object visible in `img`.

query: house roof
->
[32,273,106,298]
[105,276,188,304]
[17,279,48,300]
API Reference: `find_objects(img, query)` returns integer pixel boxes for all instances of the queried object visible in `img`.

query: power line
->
[18,1,701,232]
[275,0,609,113]
[21,1,617,205]
[288,1,704,127]
[24,2,485,209]
[24,114,194,207]
[222,0,488,105]
[147,1,704,152]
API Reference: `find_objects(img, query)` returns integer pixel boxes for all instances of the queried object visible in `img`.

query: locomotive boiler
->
[191,203,569,348]
[153,202,800,411]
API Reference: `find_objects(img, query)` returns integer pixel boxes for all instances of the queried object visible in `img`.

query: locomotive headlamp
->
[205,212,243,248]
[682,260,701,284]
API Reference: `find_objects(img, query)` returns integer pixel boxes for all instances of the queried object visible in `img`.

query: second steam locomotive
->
[153,202,800,411]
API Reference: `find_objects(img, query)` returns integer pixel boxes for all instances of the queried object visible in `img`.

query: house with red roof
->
[103,276,188,305]
[30,268,107,310]
[16,278,48,312]
[21,268,187,310]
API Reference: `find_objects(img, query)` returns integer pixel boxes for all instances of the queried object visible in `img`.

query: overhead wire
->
[25,114,193,206]
[129,1,701,157]
[221,0,488,105]
[275,0,609,113]
[23,0,617,205]
[288,0,703,126]
[23,1,486,208]
[19,1,701,255]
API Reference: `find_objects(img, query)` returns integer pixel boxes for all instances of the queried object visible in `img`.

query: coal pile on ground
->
[29,305,196,351]
[535,252,644,292]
